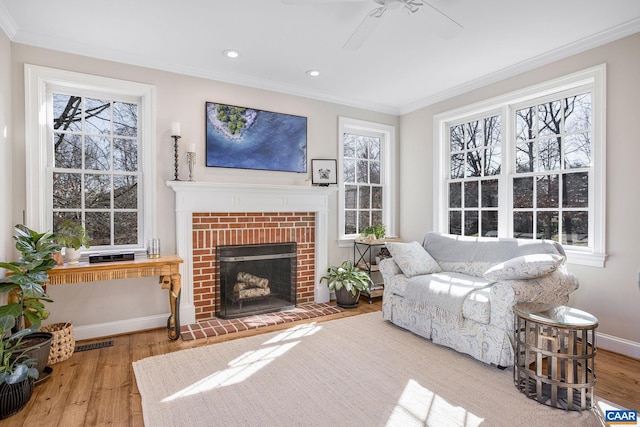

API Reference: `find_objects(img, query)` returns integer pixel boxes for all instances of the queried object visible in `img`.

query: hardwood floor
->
[2,299,638,426]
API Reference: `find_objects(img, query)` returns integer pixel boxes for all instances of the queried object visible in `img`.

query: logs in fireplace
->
[233,272,271,303]
[216,242,297,319]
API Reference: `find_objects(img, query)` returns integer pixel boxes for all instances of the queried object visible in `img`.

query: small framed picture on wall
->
[311,159,337,186]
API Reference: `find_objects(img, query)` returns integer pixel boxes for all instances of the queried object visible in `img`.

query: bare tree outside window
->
[447,115,501,237]
[513,94,591,245]
[52,94,139,247]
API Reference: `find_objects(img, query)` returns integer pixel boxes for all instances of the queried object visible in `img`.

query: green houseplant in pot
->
[321,260,373,308]
[359,224,386,243]
[55,220,90,264]
[0,224,62,380]
[0,314,39,419]
[0,225,60,330]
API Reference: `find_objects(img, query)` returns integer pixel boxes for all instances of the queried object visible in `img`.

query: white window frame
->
[338,116,396,246]
[24,64,157,254]
[434,65,606,267]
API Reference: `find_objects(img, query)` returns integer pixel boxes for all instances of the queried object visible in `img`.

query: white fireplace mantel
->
[166,181,336,325]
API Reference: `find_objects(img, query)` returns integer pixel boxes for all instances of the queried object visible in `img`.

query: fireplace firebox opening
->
[216,242,297,319]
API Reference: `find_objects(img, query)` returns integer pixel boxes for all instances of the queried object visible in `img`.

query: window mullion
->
[500,105,512,238]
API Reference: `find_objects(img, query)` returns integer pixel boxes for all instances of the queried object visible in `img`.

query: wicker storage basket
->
[39,322,75,365]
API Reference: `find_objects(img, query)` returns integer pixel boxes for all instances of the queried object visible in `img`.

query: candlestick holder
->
[187,151,196,182]
[171,135,181,180]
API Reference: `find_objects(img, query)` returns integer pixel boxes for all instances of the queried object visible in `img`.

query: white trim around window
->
[24,64,157,253]
[433,65,606,267]
[338,116,396,246]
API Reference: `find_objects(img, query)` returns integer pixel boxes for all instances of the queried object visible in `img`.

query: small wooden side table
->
[46,255,183,340]
[513,302,597,411]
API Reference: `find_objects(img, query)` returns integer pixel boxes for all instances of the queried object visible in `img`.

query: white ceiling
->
[1,0,639,114]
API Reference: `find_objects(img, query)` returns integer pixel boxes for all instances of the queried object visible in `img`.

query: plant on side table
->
[0,314,39,419]
[55,220,90,264]
[0,224,62,381]
[361,224,386,240]
[321,260,373,308]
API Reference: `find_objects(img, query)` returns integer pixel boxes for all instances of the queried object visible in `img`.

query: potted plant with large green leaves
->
[321,260,373,308]
[0,225,60,329]
[0,224,61,379]
[55,220,90,264]
[0,314,39,419]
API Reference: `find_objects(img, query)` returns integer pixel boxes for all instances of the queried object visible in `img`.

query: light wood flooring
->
[2,299,638,426]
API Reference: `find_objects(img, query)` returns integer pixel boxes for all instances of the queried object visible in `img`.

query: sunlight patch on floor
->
[161,322,323,402]
[386,379,483,427]
[262,321,322,344]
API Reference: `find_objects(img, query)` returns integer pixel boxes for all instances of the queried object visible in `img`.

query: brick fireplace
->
[192,212,315,321]
[167,181,334,326]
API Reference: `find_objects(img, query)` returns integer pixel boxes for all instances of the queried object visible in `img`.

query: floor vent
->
[75,340,114,352]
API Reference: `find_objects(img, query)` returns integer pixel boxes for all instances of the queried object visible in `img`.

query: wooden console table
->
[46,255,183,340]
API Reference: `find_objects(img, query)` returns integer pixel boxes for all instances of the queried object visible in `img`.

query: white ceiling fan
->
[283,0,463,50]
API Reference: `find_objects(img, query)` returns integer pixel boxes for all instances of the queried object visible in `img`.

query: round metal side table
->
[513,302,598,411]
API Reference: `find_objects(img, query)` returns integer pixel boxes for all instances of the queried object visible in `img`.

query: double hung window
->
[435,65,605,266]
[52,94,140,246]
[447,114,502,236]
[338,117,396,242]
[25,65,156,253]
[512,93,592,246]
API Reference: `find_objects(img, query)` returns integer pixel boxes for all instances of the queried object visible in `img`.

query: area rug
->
[179,302,343,341]
[134,312,613,427]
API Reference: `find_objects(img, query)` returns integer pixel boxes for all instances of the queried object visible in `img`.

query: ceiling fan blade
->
[422,1,464,39]
[343,7,386,50]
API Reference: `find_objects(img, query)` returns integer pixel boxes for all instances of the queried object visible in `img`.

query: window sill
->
[565,250,606,268]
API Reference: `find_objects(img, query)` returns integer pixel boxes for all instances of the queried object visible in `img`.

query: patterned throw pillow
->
[385,241,442,277]
[483,253,564,281]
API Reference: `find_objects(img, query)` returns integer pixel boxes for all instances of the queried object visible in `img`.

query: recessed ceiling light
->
[223,49,239,59]
[306,70,320,77]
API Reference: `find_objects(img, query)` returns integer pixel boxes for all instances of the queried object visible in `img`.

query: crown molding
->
[0,2,18,39]
[400,17,640,115]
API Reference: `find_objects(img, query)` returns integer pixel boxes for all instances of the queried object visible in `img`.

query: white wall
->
[399,33,640,357]
[0,29,11,276]
[6,43,398,339]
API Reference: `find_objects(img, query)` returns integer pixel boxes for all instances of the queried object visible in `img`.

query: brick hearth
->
[192,212,316,321]
[180,302,342,341]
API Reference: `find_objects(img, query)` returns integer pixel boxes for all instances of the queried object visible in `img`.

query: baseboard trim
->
[70,302,197,342]
[597,331,640,359]
[72,314,170,341]
[181,303,196,326]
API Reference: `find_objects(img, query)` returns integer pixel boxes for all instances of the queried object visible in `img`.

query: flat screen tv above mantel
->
[205,102,307,173]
